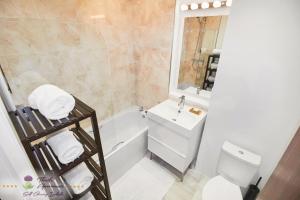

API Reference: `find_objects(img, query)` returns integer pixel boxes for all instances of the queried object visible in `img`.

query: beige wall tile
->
[0,0,176,120]
[33,0,81,21]
[0,18,47,56]
[0,0,39,19]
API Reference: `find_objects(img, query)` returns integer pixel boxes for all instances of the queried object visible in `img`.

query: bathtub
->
[90,107,148,185]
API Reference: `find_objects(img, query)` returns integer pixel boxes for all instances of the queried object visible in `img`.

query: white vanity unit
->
[147,99,207,178]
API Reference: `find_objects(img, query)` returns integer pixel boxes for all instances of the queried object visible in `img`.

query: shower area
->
[178,15,228,90]
[0,0,156,191]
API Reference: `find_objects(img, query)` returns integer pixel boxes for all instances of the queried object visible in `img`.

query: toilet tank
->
[217,141,261,188]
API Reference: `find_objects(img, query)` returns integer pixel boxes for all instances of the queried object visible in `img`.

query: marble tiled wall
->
[133,0,175,108]
[0,0,175,119]
[0,0,136,119]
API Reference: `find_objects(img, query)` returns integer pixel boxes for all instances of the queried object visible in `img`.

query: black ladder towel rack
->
[203,54,220,90]
[9,96,112,200]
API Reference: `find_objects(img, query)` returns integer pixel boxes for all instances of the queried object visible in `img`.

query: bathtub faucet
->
[197,87,201,95]
[139,106,148,118]
[139,106,144,112]
[178,95,185,113]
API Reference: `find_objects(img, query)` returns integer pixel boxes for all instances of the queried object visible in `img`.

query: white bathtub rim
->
[84,105,142,135]
[99,105,141,127]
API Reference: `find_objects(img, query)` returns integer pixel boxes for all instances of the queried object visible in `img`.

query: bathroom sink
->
[147,99,206,134]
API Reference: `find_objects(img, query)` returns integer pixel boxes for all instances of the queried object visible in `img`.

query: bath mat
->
[111,157,176,200]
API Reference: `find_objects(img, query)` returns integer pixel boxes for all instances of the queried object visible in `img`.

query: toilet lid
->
[202,175,243,200]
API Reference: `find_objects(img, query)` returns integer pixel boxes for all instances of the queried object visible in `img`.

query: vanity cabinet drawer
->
[148,119,190,156]
[148,135,186,172]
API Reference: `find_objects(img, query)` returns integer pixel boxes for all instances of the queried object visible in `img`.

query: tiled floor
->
[164,170,209,200]
[111,156,209,200]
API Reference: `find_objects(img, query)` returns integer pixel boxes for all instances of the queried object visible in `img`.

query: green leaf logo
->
[23,175,34,190]
[23,182,33,190]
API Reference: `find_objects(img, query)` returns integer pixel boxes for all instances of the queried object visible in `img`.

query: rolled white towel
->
[28,84,75,120]
[210,63,218,69]
[47,131,84,164]
[212,48,222,55]
[207,76,215,82]
[63,163,94,194]
[80,192,95,200]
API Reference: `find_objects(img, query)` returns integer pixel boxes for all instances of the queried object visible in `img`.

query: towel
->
[63,163,94,194]
[212,48,222,55]
[206,87,212,91]
[28,84,75,120]
[207,76,215,82]
[210,63,218,69]
[47,131,84,164]
[80,192,95,200]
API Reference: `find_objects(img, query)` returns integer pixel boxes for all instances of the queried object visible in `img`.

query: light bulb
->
[213,1,222,8]
[226,0,233,7]
[201,2,210,9]
[190,3,199,10]
[181,4,189,11]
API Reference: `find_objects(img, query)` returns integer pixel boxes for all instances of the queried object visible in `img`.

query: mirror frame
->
[169,0,230,110]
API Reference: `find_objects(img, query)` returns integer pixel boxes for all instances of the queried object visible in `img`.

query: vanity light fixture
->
[201,2,210,9]
[190,3,199,10]
[213,1,222,8]
[180,0,232,11]
[180,4,189,11]
[226,0,233,7]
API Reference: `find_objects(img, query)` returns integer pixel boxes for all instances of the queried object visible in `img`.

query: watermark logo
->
[23,176,64,198]
[1,175,84,198]
[23,175,34,190]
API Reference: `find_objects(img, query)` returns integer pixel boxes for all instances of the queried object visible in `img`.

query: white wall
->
[0,146,23,199]
[196,0,300,188]
[0,96,36,199]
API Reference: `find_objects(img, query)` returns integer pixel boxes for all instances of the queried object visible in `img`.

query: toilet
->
[202,141,262,200]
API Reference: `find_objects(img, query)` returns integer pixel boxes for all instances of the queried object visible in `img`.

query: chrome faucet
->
[178,95,185,113]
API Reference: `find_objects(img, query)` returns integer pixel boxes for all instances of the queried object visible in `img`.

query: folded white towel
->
[47,131,84,164]
[28,84,75,120]
[206,87,212,91]
[80,192,95,200]
[63,163,94,194]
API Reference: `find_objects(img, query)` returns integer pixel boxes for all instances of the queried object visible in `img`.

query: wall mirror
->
[178,15,228,93]
[169,0,230,109]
